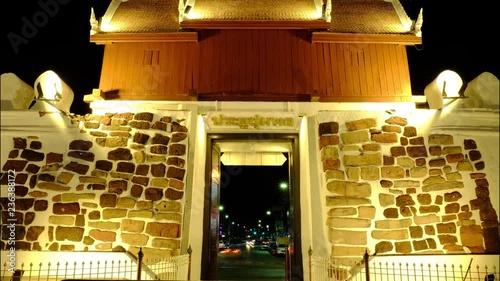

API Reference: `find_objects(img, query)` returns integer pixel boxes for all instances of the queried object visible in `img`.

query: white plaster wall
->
[186,114,208,280]
[2,100,497,281]
[92,100,500,280]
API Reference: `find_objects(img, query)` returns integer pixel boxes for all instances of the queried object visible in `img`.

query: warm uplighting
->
[31,70,74,113]
[424,70,463,109]
[184,10,202,19]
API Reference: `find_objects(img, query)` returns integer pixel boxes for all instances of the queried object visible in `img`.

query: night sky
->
[2,1,498,115]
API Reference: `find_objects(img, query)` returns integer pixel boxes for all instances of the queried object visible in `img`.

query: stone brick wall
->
[1,111,189,258]
[318,115,499,257]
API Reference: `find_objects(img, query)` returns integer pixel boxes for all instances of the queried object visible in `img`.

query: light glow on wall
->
[32,70,74,113]
[424,70,463,109]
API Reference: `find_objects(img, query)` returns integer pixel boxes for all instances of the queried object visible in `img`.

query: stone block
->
[375,241,393,254]
[34,200,48,211]
[53,202,80,214]
[168,144,186,155]
[129,121,151,129]
[109,180,128,194]
[409,136,424,145]
[63,161,89,175]
[155,212,182,222]
[146,222,181,238]
[318,122,339,135]
[390,146,406,157]
[108,148,132,160]
[25,163,41,173]
[117,197,136,208]
[371,132,398,143]
[69,140,93,151]
[346,118,377,131]
[165,188,183,200]
[167,166,185,180]
[327,217,371,228]
[382,125,401,133]
[151,164,166,177]
[100,193,117,207]
[117,162,135,173]
[171,132,187,143]
[167,157,186,168]
[152,238,181,249]
[102,209,127,219]
[13,138,27,149]
[89,229,117,242]
[128,210,154,218]
[121,219,145,232]
[121,233,149,246]
[428,134,454,145]
[325,170,345,181]
[371,229,409,241]
[407,146,428,158]
[20,149,45,162]
[343,153,382,167]
[145,188,163,201]
[151,145,168,154]
[55,226,84,242]
[68,151,95,162]
[2,160,28,171]
[96,160,113,171]
[381,166,405,179]
[385,116,407,126]
[131,184,144,198]
[155,200,182,212]
[329,229,367,245]
[323,158,341,171]
[152,134,171,145]
[134,112,154,121]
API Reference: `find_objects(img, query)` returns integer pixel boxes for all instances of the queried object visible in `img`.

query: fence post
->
[137,247,144,281]
[363,250,370,281]
[187,245,192,280]
[308,247,313,281]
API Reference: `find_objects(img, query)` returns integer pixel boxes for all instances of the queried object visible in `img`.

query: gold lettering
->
[210,114,295,128]
[211,115,223,126]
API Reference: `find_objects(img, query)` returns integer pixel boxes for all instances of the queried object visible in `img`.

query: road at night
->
[217,245,286,280]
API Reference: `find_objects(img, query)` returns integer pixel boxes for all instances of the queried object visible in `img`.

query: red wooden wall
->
[98,30,413,102]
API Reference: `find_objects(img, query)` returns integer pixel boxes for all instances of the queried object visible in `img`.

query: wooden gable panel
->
[98,42,198,100]
[97,30,413,102]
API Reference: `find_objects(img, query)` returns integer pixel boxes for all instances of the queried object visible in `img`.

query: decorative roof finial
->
[413,8,423,37]
[90,7,100,35]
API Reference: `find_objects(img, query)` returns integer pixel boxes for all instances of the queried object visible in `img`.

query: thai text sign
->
[205,112,299,130]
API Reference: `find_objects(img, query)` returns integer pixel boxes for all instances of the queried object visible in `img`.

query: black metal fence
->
[1,247,192,281]
[309,249,499,281]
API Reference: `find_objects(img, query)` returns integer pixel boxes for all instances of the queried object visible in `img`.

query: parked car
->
[268,241,286,256]
[260,239,270,251]
[219,240,227,249]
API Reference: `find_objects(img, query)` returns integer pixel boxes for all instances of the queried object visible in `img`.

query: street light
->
[279,182,288,189]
